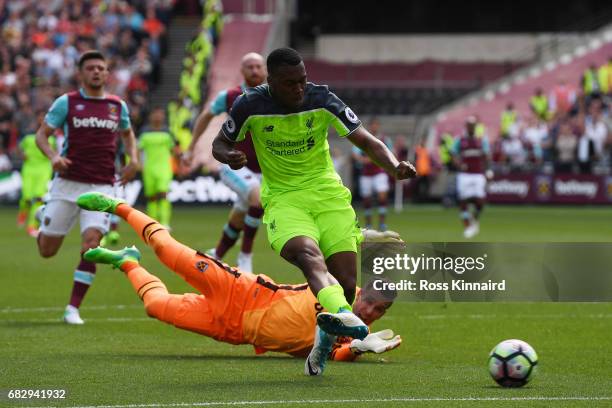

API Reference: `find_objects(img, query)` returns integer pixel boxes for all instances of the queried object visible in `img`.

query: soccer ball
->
[488,339,538,387]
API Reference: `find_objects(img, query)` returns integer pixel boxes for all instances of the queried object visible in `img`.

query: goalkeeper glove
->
[361,229,404,244]
[349,329,402,355]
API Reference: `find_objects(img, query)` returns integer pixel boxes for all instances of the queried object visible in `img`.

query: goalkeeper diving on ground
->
[76,192,402,364]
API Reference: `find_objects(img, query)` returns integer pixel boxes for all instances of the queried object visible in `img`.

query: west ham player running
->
[35,50,139,324]
[352,118,392,231]
[212,48,416,375]
[184,52,266,273]
[451,116,492,239]
[77,192,402,360]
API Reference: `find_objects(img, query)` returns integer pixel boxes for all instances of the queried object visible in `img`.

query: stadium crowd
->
[438,60,612,176]
[0,0,173,160]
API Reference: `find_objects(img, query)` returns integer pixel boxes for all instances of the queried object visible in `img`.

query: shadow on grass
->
[117,353,396,365]
[482,385,535,390]
[119,353,292,362]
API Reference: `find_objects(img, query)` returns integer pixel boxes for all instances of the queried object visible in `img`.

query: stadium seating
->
[190,16,272,170]
[303,60,524,115]
[434,36,612,139]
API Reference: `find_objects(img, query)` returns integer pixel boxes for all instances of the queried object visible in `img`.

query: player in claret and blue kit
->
[451,116,492,239]
[34,50,140,324]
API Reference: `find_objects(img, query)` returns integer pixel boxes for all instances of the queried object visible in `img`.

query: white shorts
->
[457,172,487,200]
[359,173,389,197]
[219,165,262,213]
[39,177,114,236]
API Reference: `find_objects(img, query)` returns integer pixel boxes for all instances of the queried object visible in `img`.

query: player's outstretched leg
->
[83,246,141,268]
[304,326,336,376]
[77,192,125,214]
[84,246,183,324]
[316,310,369,340]
[77,192,209,293]
[281,238,368,340]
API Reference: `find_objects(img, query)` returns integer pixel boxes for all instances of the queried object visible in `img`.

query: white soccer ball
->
[488,339,538,387]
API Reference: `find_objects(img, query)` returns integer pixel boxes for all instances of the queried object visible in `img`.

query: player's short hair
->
[266,47,302,75]
[78,50,106,69]
[362,279,398,304]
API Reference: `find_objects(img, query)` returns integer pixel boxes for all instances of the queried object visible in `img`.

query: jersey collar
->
[79,88,106,99]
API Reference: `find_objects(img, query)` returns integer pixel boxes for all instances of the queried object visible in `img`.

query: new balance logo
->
[263,125,274,132]
[72,116,118,131]
[307,136,315,150]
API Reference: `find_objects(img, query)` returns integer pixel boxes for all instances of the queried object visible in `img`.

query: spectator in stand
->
[0,100,12,150]
[577,133,596,174]
[143,5,165,39]
[499,102,519,138]
[0,0,169,156]
[500,132,528,172]
[0,145,12,172]
[549,78,577,117]
[522,115,547,167]
[530,87,549,121]
[583,98,610,165]
[597,58,610,96]
[121,3,145,35]
[582,63,601,98]
[13,95,36,138]
[554,121,578,174]
[474,114,487,139]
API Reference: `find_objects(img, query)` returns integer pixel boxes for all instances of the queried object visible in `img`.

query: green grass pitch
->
[1,204,611,407]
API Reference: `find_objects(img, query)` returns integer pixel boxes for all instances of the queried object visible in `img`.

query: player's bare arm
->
[212,131,247,169]
[35,122,72,173]
[184,109,216,166]
[348,126,416,180]
[119,127,140,185]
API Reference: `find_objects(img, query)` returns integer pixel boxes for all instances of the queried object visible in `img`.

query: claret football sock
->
[215,222,242,258]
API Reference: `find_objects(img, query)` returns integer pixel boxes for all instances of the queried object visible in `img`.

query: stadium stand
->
[433,33,612,175]
[186,13,272,171]
[303,60,524,115]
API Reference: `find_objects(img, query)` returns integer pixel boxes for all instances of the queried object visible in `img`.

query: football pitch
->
[1,204,611,408]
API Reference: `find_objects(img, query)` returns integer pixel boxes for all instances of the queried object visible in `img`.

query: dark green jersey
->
[221,83,361,198]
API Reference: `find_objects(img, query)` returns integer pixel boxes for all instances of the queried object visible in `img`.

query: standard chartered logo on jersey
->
[265,137,315,156]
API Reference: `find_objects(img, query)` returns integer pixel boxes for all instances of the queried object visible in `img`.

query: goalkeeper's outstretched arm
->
[330,330,402,362]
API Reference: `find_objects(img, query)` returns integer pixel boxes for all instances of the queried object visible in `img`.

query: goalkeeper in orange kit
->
[77,192,401,361]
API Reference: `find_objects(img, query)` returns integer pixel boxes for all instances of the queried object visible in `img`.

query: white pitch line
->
[0,304,140,314]
[416,314,612,320]
[21,396,612,408]
[379,313,612,321]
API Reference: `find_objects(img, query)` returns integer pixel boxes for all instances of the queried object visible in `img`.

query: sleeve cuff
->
[220,128,237,142]
[340,124,362,138]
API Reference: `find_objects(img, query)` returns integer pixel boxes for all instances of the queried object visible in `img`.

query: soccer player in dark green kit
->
[138,107,177,227]
[212,48,416,375]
